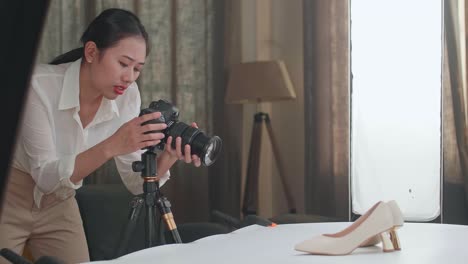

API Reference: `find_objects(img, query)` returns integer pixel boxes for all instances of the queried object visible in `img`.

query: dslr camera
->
[140,99,222,166]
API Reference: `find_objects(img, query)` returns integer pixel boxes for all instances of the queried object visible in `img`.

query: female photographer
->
[0,8,200,263]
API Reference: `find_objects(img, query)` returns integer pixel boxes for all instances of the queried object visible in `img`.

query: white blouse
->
[12,59,169,207]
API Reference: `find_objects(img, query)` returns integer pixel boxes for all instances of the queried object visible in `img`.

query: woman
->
[0,8,200,263]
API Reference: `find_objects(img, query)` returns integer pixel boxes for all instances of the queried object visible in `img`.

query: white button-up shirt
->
[12,59,169,207]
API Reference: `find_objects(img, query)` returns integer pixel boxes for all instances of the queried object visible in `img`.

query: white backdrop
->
[350,0,442,221]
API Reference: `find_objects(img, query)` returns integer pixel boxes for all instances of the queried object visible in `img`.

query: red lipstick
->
[114,85,127,95]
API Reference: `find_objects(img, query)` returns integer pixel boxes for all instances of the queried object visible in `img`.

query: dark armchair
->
[75,184,229,261]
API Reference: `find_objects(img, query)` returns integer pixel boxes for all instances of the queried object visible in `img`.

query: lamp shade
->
[225,60,296,104]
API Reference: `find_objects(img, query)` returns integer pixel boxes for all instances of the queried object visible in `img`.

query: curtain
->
[443,0,468,224]
[36,0,236,223]
[303,0,350,219]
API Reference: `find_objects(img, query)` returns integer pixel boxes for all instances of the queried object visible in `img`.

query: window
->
[350,0,443,221]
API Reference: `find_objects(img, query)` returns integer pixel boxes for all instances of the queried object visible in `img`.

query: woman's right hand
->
[106,112,167,157]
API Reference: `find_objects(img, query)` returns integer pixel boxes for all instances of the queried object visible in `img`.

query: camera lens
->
[140,100,222,166]
[190,132,222,166]
[201,136,222,166]
[166,122,222,166]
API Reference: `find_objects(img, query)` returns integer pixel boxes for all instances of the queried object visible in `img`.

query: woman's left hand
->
[164,122,202,167]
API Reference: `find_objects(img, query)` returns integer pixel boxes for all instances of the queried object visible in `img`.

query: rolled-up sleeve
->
[22,88,81,194]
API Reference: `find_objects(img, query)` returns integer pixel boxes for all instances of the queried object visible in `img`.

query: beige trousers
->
[0,168,89,264]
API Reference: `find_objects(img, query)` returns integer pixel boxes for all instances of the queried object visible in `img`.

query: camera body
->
[140,99,221,166]
[140,100,180,151]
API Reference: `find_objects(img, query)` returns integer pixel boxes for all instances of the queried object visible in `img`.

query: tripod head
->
[131,147,162,209]
[132,147,159,180]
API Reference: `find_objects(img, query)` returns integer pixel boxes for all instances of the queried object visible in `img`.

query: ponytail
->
[50,9,150,65]
[49,47,84,65]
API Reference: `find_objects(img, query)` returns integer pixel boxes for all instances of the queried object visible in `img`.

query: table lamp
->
[225,60,297,216]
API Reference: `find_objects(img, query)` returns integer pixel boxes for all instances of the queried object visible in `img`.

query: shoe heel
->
[379,231,394,252]
[389,228,401,250]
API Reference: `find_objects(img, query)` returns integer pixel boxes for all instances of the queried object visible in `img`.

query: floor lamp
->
[225,60,297,216]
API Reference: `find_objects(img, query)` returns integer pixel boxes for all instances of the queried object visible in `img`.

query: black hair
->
[50,8,150,65]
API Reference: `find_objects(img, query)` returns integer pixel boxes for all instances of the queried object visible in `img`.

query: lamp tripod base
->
[242,112,297,216]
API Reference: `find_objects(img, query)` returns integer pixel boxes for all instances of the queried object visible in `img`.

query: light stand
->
[242,112,297,216]
[225,60,297,217]
[115,147,181,258]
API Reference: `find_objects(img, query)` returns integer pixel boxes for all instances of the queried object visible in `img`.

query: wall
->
[238,0,304,218]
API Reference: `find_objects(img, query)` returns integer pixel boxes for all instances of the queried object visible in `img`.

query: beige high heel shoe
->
[359,200,403,251]
[294,201,400,255]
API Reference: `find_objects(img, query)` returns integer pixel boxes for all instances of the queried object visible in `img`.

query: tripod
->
[115,147,182,257]
[242,112,296,216]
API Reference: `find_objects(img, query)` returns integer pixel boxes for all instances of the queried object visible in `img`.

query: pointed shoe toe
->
[294,201,397,255]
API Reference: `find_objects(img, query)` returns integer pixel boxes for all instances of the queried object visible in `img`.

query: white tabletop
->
[88,222,468,264]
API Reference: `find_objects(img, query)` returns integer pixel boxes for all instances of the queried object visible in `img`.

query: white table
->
[88,222,468,264]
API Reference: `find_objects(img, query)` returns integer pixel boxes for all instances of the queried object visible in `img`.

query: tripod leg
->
[158,212,166,245]
[145,202,158,248]
[115,196,144,258]
[242,113,263,216]
[141,180,163,248]
[157,196,182,243]
[264,115,297,213]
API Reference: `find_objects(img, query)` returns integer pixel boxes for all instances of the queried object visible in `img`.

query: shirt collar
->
[58,59,81,110]
[58,58,120,118]
[98,97,120,121]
